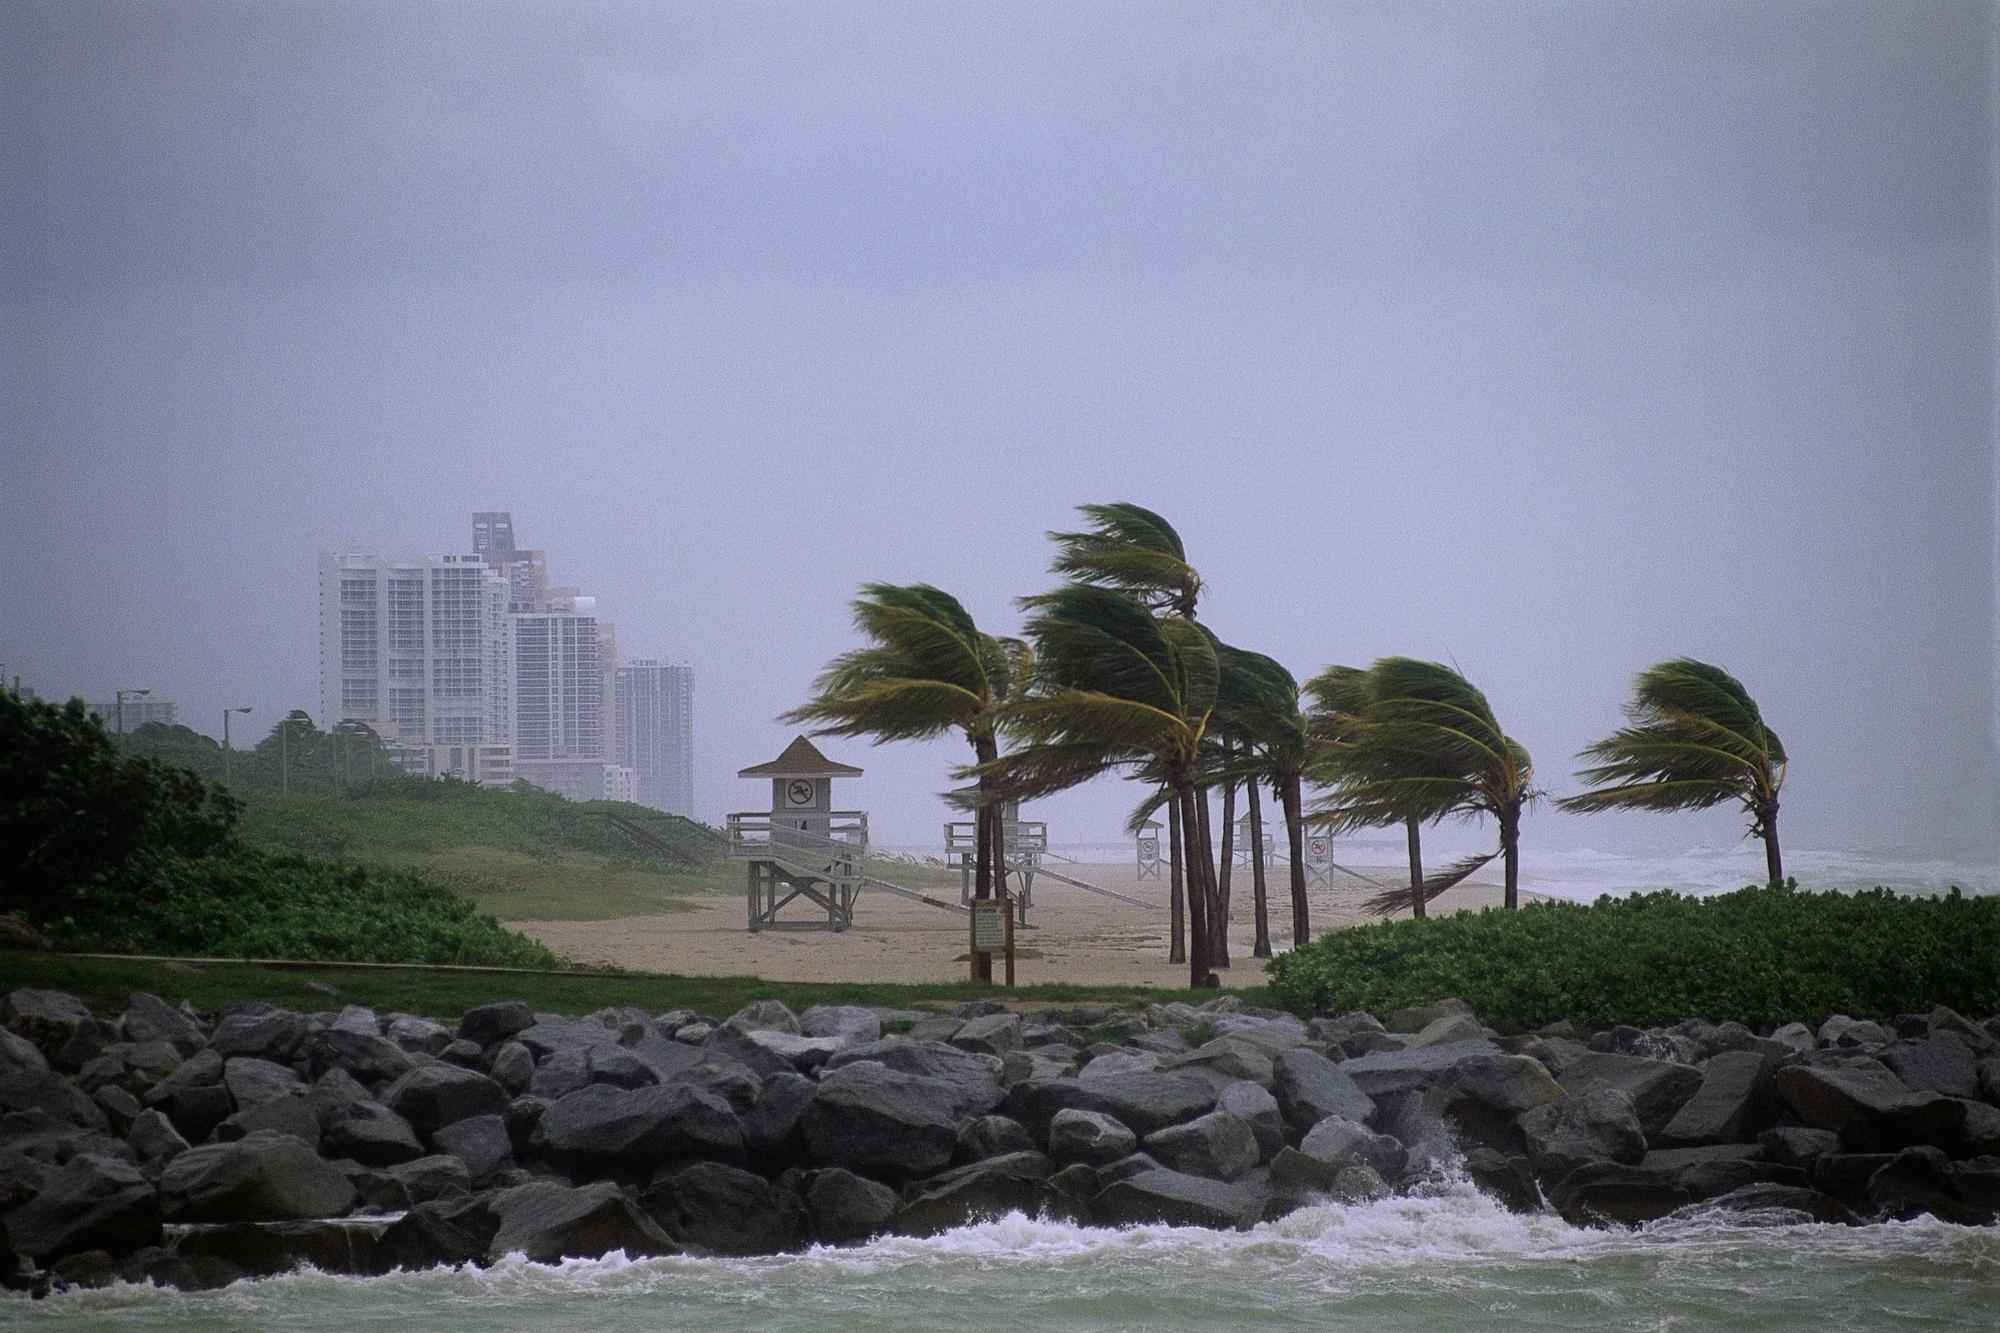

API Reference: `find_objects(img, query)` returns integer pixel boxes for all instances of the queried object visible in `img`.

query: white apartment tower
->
[616,658,695,817]
[318,548,513,747]
[320,515,622,799]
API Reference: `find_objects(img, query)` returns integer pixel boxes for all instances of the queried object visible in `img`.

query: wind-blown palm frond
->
[1048,503,1201,616]
[783,584,1006,743]
[1305,657,1537,910]
[1559,658,1788,881]
[1360,849,1498,916]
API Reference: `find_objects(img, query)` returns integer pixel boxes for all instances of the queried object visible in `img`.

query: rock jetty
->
[4,986,1997,1294]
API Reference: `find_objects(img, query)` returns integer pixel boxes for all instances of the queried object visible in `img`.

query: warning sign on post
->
[971,900,1009,952]
[786,779,815,807]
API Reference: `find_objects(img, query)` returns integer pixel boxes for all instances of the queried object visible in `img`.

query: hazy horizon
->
[6,2,1996,862]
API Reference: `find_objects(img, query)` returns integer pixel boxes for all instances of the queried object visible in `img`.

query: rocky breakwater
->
[4,986,1999,1296]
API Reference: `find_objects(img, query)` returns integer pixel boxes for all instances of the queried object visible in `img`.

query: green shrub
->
[1266,883,2000,1032]
[60,845,558,969]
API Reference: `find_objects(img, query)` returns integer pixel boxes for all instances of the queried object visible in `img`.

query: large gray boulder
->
[487,1181,676,1262]
[223,1057,304,1109]
[1439,1053,1567,1117]
[1,1153,160,1260]
[952,1013,1024,1057]
[127,1107,191,1166]
[1774,1060,1968,1150]
[206,1009,308,1063]
[1297,1116,1408,1181]
[308,1023,415,1087]
[121,993,206,1056]
[1657,1051,1779,1145]
[322,1109,426,1166]
[1049,1108,1139,1166]
[431,1113,515,1183]
[895,1152,1089,1236]
[1006,1071,1218,1140]
[640,1161,804,1254]
[1158,1040,1274,1092]
[954,1113,1037,1164]
[723,1000,801,1036]
[1144,1111,1258,1182]
[803,1167,898,1244]
[2,1028,108,1129]
[1337,1040,1500,1099]
[823,1040,1007,1117]
[799,1062,961,1178]
[1385,998,1475,1033]
[1217,1081,1285,1161]
[741,1070,815,1161]
[1519,1088,1646,1183]
[386,1016,455,1057]
[1879,1035,1981,1100]
[1091,1167,1261,1229]
[3,989,95,1067]
[1271,1048,1375,1135]
[457,1002,536,1048]
[798,1005,883,1045]
[1818,1016,1890,1048]
[215,1094,322,1149]
[381,1064,508,1136]
[531,1082,743,1167]
[1557,1053,1703,1139]
[159,1130,357,1222]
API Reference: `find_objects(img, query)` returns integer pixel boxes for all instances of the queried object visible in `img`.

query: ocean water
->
[16,1173,1998,1331]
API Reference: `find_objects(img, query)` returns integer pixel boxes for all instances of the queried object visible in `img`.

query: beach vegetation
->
[1268,880,2000,1030]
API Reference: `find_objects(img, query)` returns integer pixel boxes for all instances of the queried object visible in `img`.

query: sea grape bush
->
[1266,882,2000,1031]
[63,847,560,968]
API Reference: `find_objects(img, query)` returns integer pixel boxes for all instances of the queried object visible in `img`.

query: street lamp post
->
[114,688,151,743]
[222,706,253,787]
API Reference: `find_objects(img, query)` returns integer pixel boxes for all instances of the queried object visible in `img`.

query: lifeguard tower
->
[945,789,1047,909]
[1135,820,1164,880]
[1233,813,1276,868]
[729,737,868,932]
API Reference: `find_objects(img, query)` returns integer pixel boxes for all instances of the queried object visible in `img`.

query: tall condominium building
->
[616,658,695,817]
[321,514,625,799]
[91,695,177,733]
[318,548,514,747]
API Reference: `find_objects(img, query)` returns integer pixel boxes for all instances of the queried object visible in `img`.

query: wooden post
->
[1004,893,1015,988]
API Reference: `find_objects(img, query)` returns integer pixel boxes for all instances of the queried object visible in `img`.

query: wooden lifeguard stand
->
[1135,820,1164,880]
[729,736,868,932]
[1234,814,1276,868]
[945,789,1047,910]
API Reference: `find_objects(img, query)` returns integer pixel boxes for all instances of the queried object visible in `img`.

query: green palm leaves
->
[1049,503,1202,617]
[1306,658,1537,914]
[979,585,1216,803]
[782,583,1016,745]
[1560,658,1788,883]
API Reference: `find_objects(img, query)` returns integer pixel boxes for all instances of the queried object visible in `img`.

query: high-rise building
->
[91,695,177,732]
[321,514,635,800]
[616,658,695,817]
[318,548,514,747]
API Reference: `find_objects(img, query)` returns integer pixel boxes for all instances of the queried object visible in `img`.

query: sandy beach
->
[513,864,1534,986]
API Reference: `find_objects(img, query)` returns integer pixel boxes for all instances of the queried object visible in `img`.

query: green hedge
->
[1266,883,2000,1032]
[55,845,559,969]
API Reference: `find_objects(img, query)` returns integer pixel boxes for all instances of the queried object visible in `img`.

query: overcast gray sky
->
[4,1,1995,860]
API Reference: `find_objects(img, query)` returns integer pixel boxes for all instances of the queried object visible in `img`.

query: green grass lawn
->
[0,953,1263,1020]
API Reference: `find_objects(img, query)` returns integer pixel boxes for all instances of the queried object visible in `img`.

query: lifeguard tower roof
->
[738,735,863,779]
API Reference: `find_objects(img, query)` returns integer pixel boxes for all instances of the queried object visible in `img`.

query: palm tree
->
[1214,644,1310,952]
[969,583,1221,987]
[781,584,1023,979]
[1310,658,1538,913]
[1559,658,1788,884]
[1049,502,1201,617]
[1303,663,1431,916]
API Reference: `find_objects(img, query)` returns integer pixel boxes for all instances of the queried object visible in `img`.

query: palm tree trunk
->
[1178,784,1212,987]
[1406,815,1426,919]
[1282,773,1309,947]
[972,734,998,983]
[1194,785,1220,967]
[1762,803,1783,885]
[1247,776,1271,959]
[1167,796,1186,964]
[1214,770,1235,968]
[1502,814,1520,910]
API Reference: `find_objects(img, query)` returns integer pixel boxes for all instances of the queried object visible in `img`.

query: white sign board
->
[971,900,1010,952]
